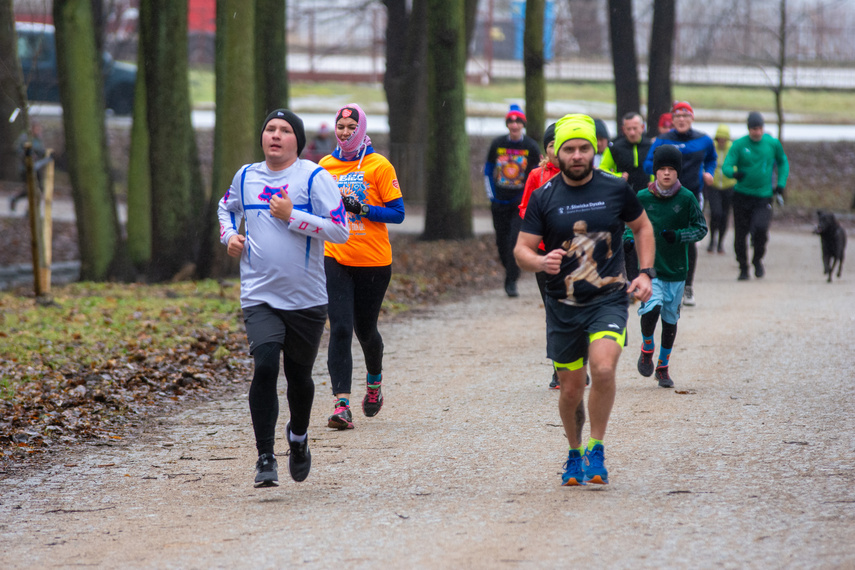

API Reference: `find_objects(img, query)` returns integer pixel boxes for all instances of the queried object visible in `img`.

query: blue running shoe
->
[561,449,586,486]
[583,444,609,485]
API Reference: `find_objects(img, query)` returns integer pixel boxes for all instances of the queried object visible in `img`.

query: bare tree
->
[567,0,605,56]
[54,0,128,281]
[0,0,25,180]
[646,0,676,132]
[423,0,471,240]
[608,0,640,123]
[524,0,546,146]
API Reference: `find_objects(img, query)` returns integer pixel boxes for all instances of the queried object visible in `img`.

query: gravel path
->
[1,226,853,568]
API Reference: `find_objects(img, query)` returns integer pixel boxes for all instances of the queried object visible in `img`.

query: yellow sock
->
[569,446,584,455]
[586,438,603,451]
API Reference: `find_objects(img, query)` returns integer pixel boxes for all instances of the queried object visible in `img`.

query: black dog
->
[814,210,846,282]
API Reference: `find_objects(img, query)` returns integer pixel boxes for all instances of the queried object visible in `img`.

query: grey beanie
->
[747,111,764,129]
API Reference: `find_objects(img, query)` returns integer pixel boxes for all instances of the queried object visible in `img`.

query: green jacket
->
[722,133,789,198]
[637,186,708,282]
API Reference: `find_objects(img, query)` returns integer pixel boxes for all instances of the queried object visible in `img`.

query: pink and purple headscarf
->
[335,103,372,160]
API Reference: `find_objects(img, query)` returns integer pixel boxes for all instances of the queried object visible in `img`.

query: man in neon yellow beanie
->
[515,114,656,486]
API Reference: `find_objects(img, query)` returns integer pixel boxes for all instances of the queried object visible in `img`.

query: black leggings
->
[325,258,391,395]
[640,306,677,350]
[706,187,733,250]
[249,342,315,456]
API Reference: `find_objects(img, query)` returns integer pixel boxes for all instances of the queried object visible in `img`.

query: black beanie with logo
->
[260,109,306,156]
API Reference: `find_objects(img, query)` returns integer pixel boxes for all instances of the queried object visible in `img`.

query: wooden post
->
[24,143,45,299]
[39,150,55,294]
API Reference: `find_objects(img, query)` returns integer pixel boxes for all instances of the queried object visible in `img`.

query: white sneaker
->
[682,285,695,306]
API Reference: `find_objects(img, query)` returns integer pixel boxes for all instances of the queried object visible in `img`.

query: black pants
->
[325,258,391,395]
[244,304,327,456]
[706,186,733,251]
[491,201,522,284]
[733,193,773,270]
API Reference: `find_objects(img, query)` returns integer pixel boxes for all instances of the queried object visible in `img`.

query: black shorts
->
[545,293,628,370]
[243,303,328,366]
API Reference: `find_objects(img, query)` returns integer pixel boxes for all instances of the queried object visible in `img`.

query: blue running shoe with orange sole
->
[561,449,586,486]
[583,443,609,485]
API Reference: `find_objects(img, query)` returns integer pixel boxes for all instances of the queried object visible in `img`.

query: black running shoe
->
[254,453,279,488]
[754,261,765,278]
[637,350,655,377]
[286,423,311,482]
[549,371,560,390]
[655,366,674,388]
[327,400,354,430]
[738,267,750,281]
[504,278,519,298]
[362,383,384,417]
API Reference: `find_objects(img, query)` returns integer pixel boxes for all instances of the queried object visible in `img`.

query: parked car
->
[16,21,137,115]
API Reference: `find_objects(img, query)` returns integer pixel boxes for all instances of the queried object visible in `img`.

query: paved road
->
[1,227,852,568]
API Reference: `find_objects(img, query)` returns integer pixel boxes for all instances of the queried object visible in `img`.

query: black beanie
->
[653,144,682,178]
[543,122,556,149]
[261,109,306,156]
[594,118,609,140]
[747,111,764,129]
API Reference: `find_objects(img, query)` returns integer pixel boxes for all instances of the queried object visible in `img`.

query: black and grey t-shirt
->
[521,169,644,306]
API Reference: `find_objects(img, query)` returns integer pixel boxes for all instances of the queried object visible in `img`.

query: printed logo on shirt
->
[392,179,400,189]
[222,188,230,203]
[259,185,288,202]
[330,201,348,226]
[557,201,606,215]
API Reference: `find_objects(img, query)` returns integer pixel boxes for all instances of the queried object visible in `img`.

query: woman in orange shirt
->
[320,104,405,430]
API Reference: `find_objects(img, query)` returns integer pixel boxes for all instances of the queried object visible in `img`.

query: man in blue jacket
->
[644,102,716,307]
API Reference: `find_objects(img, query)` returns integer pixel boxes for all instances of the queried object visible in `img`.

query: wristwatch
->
[361,203,370,216]
[639,267,656,279]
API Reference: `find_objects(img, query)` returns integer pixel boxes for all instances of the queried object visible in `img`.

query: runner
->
[644,101,716,307]
[722,112,790,280]
[484,104,542,297]
[217,109,350,487]
[319,103,405,430]
[515,114,655,486]
[635,145,707,388]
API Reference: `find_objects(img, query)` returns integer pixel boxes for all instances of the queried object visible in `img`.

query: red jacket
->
[519,162,560,251]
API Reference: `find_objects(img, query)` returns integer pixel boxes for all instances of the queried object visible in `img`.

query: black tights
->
[640,306,677,350]
[325,258,391,395]
[249,342,315,456]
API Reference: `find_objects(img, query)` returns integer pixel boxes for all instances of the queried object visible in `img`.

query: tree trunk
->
[126,41,151,272]
[139,0,205,281]
[608,0,640,126]
[776,0,786,143]
[255,0,288,134]
[524,0,546,148]
[0,0,25,180]
[423,0,471,240]
[54,0,126,281]
[201,0,256,278]
[383,0,428,204]
[647,0,676,131]
[568,0,604,56]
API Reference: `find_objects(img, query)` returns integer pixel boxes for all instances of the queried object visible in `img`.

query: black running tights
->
[640,306,677,349]
[249,342,315,456]
[325,258,391,395]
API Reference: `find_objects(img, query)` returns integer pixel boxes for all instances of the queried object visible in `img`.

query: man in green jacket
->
[722,112,789,281]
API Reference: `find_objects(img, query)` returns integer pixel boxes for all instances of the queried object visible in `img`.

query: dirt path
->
[1,226,853,568]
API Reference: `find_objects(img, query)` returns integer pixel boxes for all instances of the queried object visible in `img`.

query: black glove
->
[623,239,635,254]
[774,185,785,197]
[341,195,362,215]
[661,229,678,244]
[732,171,746,181]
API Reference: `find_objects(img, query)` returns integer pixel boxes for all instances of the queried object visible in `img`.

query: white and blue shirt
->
[218,159,350,310]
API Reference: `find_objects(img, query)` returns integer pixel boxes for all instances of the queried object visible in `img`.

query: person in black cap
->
[635,145,707,388]
[484,104,542,297]
[722,111,790,280]
[217,108,350,487]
